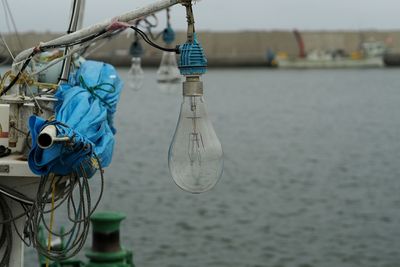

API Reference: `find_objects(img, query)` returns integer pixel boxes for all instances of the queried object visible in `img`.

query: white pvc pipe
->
[37,125,70,149]
[14,0,182,63]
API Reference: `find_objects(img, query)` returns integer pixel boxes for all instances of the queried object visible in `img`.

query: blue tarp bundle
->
[28,60,123,177]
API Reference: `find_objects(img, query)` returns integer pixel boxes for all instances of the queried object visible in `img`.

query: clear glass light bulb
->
[168,95,223,193]
[128,57,144,91]
[157,52,181,84]
[157,52,181,93]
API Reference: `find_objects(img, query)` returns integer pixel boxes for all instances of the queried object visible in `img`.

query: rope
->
[79,75,115,109]
[0,69,58,96]
[0,50,37,97]
[0,51,45,112]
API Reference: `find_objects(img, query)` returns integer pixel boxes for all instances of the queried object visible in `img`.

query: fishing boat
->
[0,0,224,266]
[277,30,386,69]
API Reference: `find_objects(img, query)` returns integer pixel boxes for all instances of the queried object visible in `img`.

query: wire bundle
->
[0,28,111,97]
[0,195,13,267]
[0,12,178,263]
[0,155,104,262]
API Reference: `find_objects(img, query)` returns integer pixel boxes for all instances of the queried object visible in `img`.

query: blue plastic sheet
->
[28,60,123,177]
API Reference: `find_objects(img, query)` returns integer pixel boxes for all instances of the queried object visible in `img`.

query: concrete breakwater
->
[2,30,400,67]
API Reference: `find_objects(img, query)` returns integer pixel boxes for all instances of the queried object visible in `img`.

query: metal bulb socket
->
[183,76,203,96]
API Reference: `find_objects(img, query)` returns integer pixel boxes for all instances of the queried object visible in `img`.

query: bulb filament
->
[187,97,204,180]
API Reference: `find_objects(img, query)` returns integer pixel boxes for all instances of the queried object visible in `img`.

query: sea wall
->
[2,30,400,67]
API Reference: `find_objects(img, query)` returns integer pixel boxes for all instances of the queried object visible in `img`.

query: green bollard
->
[85,212,134,267]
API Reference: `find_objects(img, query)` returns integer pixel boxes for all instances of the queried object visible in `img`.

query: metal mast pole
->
[59,0,86,83]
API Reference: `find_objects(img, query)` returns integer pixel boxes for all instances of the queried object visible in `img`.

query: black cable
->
[0,208,28,224]
[0,29,108,97]
[23,153,105,261]
[41,29,108,50]
[0,184,34,205]
[130,26,179,54]
[0,49,36,97]
[66,0,78,34]
[0,151,105,261]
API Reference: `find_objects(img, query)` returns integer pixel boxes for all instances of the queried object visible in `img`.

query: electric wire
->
[32,28,125,77]
[67,0,78,34]
[22,154,104,261]
[130,26,179,53]
[0,49,36,97]
[0,153,104,261]
[0,184,34,205]
[2,20,176,97]
[1,29,109,97]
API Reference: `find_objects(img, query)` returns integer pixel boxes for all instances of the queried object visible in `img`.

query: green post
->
[85,212,134,267]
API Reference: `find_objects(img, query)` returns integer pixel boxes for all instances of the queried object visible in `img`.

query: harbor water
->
[19,68,400,266]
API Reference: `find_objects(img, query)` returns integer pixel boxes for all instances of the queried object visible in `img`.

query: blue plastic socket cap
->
[129,40,144,57]
[163,26,175,45]
[178,33,207,76]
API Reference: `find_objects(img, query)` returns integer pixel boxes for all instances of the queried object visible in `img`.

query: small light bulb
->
[128,57,144,91]
[157,51,181,93]
[168,76,223,193]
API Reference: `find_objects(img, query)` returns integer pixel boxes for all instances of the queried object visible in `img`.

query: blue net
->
[28,60,123,177]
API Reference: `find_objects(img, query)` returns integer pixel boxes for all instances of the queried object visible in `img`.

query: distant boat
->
[275,29,386,69]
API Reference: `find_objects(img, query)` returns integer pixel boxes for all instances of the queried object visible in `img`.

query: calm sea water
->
[4,67,400,266]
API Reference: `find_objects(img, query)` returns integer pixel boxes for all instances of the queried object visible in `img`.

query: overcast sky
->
[2,0,400,33]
